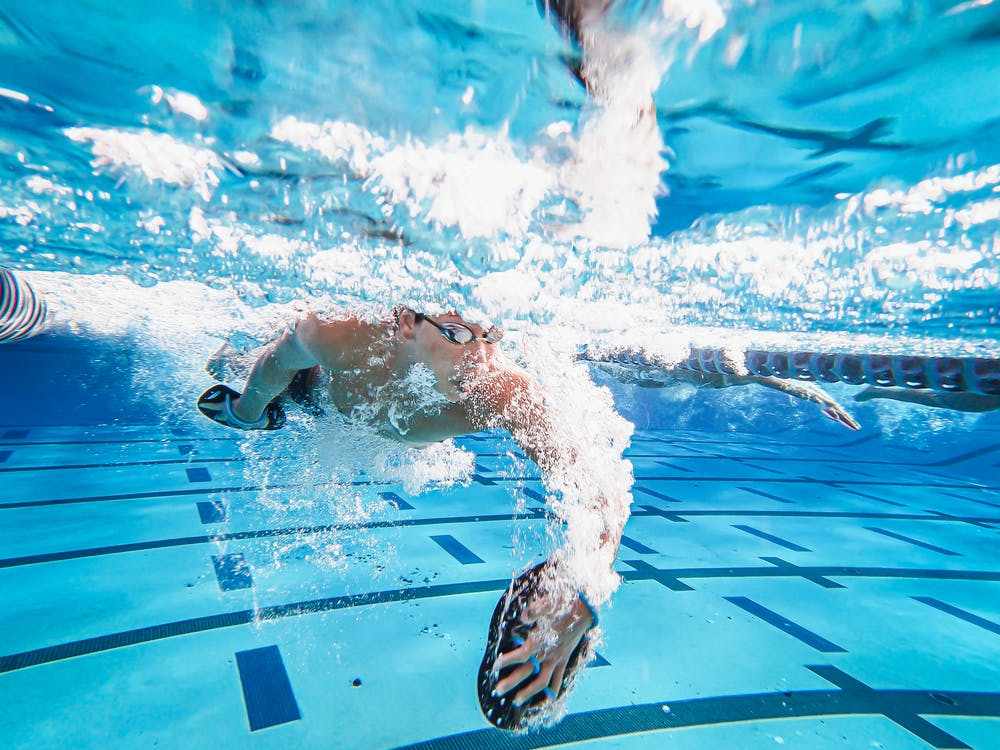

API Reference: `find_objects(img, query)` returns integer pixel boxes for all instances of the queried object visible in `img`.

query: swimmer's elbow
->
[270,313,322,370]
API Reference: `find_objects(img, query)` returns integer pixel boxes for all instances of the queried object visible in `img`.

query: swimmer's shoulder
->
[294,311,388,371]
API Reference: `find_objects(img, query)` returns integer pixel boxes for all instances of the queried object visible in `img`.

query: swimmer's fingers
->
[494,659,539,697]
[494,633,541,670]
[513,657,558,707]
[823,405,861,431]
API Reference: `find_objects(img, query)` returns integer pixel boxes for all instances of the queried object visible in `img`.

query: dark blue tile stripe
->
[758,556,844,589]
[380,492,415,510]
[0,456,239,474]
[186,467,212,483]
[2,506,996,572]
[833,486,905,507]
[0,478,393,509]
[655,460,691,472]
[2,429,28,440]
[619,535,657,555]
[523,488,547,505]
[732,525,811,552]
[866,527,961,556]
[0,509,555,569]
[0,450,11,464]
[6,568,1000,674]
[212,553,253,591]
[734,460,784,476]
[587,652,610,668]
[235,645,302,731]
[914,597,1000,636]
[430,535,484,565]
[197,501,227,524]
[396,671,992,749]
[739,486,794,504]
[634,486,681,503]
[0,436,239,447]
[725,597,847,653]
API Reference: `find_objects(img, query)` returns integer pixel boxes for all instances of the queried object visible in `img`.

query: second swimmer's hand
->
[492,595,593,707]
[819,398,861,431]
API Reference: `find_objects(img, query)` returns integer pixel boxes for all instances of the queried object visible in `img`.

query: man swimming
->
[198,307,620,730]
[600,362,862,430]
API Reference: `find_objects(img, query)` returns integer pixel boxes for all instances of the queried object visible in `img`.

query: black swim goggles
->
[414,312,504,346]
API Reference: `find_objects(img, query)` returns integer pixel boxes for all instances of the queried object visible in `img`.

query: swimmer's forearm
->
[233,329,318,421]
[745,375,828,405]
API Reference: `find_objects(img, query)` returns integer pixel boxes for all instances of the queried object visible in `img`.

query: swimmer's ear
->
[395,307,418,339]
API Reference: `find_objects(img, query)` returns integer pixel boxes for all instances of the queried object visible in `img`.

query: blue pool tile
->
[235,645,302,731]
[380,492,414,510]
[177,444,194,456]
[866,527,961,556]
[196,500,227,524]
[212,553,253,591]
[725,596,847,653]
[186,467,212,483]
[430,535,484,565]
[732,525,811,552]
[2,429,28,440]
[472,475,495,486]
[619,535,658,555]
[0,450,11,464]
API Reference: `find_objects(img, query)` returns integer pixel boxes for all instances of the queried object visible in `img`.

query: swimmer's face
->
[397,309,498,400]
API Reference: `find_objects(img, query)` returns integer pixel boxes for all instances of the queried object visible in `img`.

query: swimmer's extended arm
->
[482,370,622,708]
[729,374,861,430]
[486,371,625,557]
[230,315,323,423]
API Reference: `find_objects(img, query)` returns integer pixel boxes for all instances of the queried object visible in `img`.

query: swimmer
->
[0,268,48,344]
[605,364,862,430]
[198,307,617,730]
[542,0,655,121]
[854,387,1000,413]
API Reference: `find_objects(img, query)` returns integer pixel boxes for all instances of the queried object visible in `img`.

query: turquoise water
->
[2,1,1000,748]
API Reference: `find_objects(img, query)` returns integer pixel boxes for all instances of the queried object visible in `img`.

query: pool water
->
[2,0,1000,748]
[2,337,1000,748]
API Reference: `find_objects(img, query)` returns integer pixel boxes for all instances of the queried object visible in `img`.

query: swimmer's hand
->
[196,384,286,431]
[493,594,593,708]
[819,396,861,431]
[750,376,861,431]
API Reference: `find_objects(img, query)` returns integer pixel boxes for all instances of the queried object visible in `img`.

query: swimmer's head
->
[393,308,502,400]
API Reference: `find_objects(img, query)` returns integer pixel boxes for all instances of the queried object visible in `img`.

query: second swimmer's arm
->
[231,315,322,422]
[730,374,861,430]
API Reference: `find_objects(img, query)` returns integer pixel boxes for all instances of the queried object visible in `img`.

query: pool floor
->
[1,423,999,749]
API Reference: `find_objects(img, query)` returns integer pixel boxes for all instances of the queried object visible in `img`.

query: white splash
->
[148,85,210,122]
[64,127,223,200]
